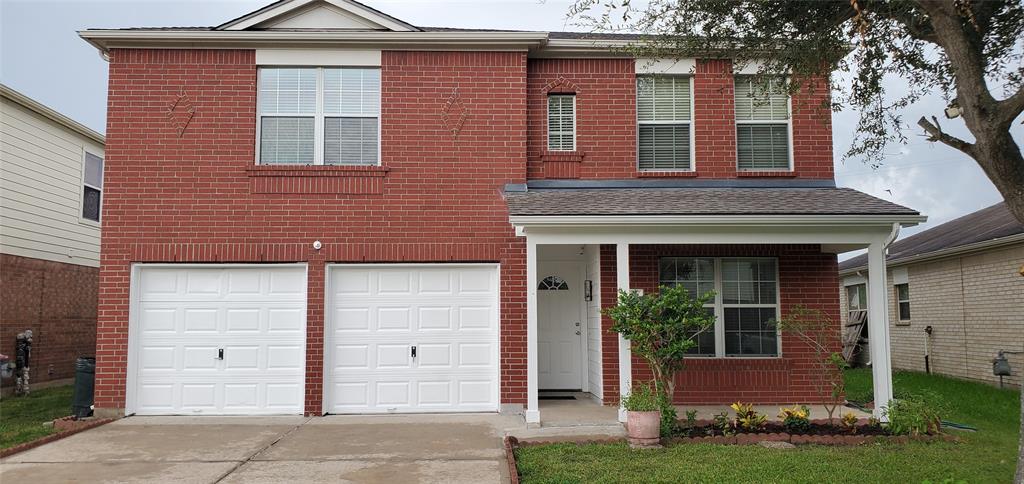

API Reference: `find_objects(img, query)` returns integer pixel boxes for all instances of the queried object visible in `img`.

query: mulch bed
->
[0,417,115,459]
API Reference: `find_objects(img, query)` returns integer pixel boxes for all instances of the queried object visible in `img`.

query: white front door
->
[325,264,500,414]
[538,262,584,390]
[131,265,307,415]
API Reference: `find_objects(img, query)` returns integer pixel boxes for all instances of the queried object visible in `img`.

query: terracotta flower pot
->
[627,410,661,448]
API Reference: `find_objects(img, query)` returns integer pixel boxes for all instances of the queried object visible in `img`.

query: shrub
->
[774,306,849,424]
[621,382,660,412]
[778,405,812,433]
[884,392,944,435]
[731,402,767,432]
[713,411,734,436]
[840,412,859,432]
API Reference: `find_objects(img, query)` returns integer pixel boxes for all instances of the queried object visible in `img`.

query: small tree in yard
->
[775,305,849,425]
[604,285,716,430]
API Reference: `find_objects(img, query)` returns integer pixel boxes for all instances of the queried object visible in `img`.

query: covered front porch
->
[506,183,924,425]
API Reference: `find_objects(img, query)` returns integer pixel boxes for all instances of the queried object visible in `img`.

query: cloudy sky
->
[2,0,1016,256]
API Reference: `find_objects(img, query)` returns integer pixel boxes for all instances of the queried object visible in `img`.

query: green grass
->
[516,370,1021,483]
[0,385,73,450]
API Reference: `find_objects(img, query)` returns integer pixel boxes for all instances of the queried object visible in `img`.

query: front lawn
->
[0,385,73,450]
[515,370,1020,483]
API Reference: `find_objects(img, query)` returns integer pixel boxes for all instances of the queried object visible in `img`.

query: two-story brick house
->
[80,0,923,422]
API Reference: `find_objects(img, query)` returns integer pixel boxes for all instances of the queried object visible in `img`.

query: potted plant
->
[621,382,662,448]
[605,284,716,436]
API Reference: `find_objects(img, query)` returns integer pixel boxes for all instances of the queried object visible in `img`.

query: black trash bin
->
[72,356,95,418]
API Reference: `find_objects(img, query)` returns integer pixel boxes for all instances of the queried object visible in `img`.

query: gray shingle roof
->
[506,187,918,217]
[839,202,1022,272]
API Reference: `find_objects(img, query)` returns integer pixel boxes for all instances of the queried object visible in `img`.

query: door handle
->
[411,345,417,358]
[216,348,224,360]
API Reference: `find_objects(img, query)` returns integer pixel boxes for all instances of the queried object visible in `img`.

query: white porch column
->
[616,243,631,423]
[525,239,540,424]
[867,239,894,420]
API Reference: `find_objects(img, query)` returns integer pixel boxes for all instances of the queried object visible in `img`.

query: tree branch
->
[917,116,975,156]
[997,85,1024,127]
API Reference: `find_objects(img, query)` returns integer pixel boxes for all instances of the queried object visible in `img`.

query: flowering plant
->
[778,405,812,433]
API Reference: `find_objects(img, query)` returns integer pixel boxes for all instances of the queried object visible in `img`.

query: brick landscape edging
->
[504,436,521,484]
[0,418,115,458]
[507,432,957,451]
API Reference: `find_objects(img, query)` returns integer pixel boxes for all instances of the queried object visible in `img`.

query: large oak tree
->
[567,1,1023,480]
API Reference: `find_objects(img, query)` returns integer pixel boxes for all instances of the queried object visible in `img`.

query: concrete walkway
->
[0,414,526,484]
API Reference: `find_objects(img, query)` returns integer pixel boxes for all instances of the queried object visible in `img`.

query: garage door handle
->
[216,348,224,360]
[411,346,417,358]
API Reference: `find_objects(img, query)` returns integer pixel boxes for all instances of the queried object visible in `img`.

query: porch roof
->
[505,186,919,218]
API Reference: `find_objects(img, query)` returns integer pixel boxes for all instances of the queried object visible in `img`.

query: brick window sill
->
[736,170,797,178]
[637,170,699,178]
[541,151,585,163]
[246,164,389,194]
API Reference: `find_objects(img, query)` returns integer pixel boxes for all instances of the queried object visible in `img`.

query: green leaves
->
[604,284,716,398]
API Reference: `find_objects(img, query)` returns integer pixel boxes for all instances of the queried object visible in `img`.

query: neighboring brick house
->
[0,84,104,389]
[840,202,1024,388]
[79,0,923,422]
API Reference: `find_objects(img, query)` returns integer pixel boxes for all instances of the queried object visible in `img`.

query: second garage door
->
[325,264,500,414]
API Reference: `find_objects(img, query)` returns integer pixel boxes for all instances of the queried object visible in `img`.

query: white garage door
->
[325,264,500,414]
[131,265,306,415]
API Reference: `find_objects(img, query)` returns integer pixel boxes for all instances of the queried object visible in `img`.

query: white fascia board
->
[219,0,418,32]
[636,58,695,75]
[838,232,1024,276]
[842,274,867,286]
[256,48,380,66]
[78,30,549,53]
[509,214,927,227]
[534,38,636,58]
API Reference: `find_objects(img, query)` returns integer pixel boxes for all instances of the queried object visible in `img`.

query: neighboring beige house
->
[839,202,1024,388]
[0,83,104,388]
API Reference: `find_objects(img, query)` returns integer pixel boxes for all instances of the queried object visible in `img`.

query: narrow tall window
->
[734,76,790,170]
[659,257,716,356]
[722,258,779,356]
[896,283,911,321]
[82,152,103,222]
[258,67,380,165]
[637,76,692,170]
[547,95,575,151]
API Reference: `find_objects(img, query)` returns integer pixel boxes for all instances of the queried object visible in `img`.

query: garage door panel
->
[133,266,306,416]
[326,265,499,414]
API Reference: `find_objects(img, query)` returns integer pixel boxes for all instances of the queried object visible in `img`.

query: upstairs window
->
[637,76,692,171]
[734,76,790,171]
[258,67,380,165]
[547,95,576,151]
[82,152,103,222]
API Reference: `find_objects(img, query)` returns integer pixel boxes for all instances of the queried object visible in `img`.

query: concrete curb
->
[0,417,115,459]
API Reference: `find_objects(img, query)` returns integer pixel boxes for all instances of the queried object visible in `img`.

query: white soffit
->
[256,49,381,66]
[636,58,695,75]
[220,0,418,32]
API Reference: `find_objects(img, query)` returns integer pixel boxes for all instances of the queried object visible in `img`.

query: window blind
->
[547,95,575,151]
[734,76,790,170]
[637,76,691,170]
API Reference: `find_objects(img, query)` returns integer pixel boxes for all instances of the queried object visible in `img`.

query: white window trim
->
[895,283,911,322]
[847,283,868,312]
[659,256,782,358]
[79,148,103,226]
[734,76,794,172]
[546,94,576,152]
[255,66,382,166]
[636,75,696,172]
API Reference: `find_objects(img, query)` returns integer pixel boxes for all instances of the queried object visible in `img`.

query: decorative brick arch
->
[541,76,581,95]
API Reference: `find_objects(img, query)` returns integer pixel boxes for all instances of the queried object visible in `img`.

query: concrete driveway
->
[0,414,522,483]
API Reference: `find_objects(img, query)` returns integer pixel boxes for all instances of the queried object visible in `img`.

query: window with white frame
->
[258,67,380,165]
[82,152,103,222]
[896,283,910,321]
[734,76,790,170]
[658,257,780,357]
[846,283,868,312]
[547,94,575,151]
[637,76,692,170]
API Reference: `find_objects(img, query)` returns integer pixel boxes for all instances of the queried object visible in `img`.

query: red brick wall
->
[526,58,834,180]
[0,254,97,387]
[526,59,636,179]
[601,244,840,404]
[98,49,528,414]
